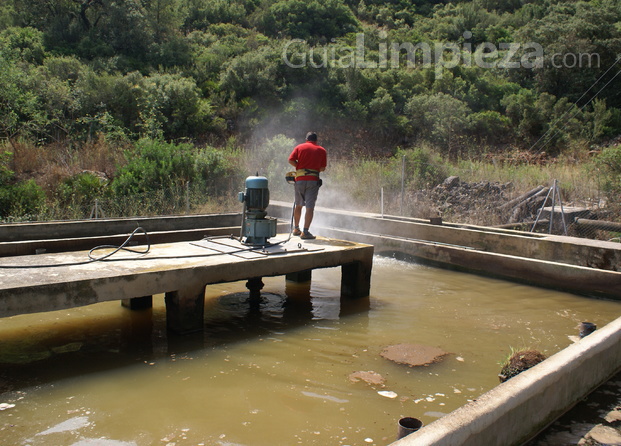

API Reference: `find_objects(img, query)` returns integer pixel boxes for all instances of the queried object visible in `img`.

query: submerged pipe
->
[397,417,423,439]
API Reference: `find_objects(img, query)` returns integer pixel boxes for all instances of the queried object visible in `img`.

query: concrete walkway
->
[0,234,373,333]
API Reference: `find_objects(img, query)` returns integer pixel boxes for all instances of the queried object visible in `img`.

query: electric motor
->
[239,176,270,212]
[238,175,277,245]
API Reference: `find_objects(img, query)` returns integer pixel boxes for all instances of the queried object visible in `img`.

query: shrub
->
[112,139,197,196]
[111,138,242,213]
[0,150,46,220]
[596,144,621,202]
[468,110,513,144]
[404,93,472,148]
[56,172,110,216]
[0,179,46,220]
[258,0,359,40]
[393,146,448,190]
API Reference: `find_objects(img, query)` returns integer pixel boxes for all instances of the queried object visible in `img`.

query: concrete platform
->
[0,234,373,333]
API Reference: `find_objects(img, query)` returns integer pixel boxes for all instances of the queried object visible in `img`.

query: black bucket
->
[397,417,423,439]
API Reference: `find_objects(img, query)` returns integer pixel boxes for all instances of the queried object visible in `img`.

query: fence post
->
[400,155,405,216]
[185,181,190,214]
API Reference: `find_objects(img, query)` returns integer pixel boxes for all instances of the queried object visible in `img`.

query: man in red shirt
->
[288,131,327,239]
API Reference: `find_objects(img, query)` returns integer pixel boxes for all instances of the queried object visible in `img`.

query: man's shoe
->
[292,228,302,236]
[301,231,316,240]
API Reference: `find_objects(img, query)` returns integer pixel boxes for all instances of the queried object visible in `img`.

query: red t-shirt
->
[288,141,327,181]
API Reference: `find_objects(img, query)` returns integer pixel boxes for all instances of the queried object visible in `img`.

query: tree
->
[258,0,359,41]
[0,31,45,151]
[405,93,472,149]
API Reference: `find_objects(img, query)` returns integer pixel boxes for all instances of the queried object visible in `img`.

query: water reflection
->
[1,258,620,446]
[0,272,371,394]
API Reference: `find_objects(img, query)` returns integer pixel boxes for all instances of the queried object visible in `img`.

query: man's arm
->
[289,159,298,168]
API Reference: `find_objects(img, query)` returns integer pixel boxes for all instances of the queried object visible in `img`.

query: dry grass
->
[4,137,125,192]
[0,137,611,227]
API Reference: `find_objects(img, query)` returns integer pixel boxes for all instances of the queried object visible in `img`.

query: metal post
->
[549,179,556,234]
[556,181,568,235]
[185,181,190,214]
[90,199,100,219]
[531,186,554,232]
[381,187,384,218]
[401,155,405,214]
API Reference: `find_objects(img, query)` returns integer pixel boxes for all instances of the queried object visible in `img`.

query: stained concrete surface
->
[526,371,621,446]
[380,343,450,367]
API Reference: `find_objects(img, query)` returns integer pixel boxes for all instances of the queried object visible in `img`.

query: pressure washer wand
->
[239,200,246,243]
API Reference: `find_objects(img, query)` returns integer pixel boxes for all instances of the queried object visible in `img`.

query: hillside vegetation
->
[1,0,621,222]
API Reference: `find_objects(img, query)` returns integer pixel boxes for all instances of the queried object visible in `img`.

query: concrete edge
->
[390,315,621,446]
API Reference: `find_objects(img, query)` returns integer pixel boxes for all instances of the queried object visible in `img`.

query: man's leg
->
[294,205,303,228]
[304,207,314,230]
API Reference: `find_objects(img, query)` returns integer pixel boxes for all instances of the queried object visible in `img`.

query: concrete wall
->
[269,202,621,272]
[390,315,621,446]
[268,202,621,299]
[0,213,285,257]
[0,213,242,242]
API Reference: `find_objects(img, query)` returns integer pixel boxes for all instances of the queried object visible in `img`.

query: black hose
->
[272,201,296,245]
[1,203,301,270]
[0,226,151,269]
[88,226,151,261]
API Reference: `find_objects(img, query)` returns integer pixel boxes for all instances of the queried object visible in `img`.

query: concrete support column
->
[286,269,312,283]
[121,295,153,310]
[165,283,206,334]
[245,277,264,299]
[341,258,372,298]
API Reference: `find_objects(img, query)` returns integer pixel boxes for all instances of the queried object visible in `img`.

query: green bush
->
[404,93,472,148]
[0,151,46,220]
[112,139,197,196]
[56,172,110,215]
[469,110,513,144]
[0,179,46,220]
[0,26,46,64]
[258,0,359,40]
[596,144,621,200]
[112,138,242,209]
[393,147,448,190]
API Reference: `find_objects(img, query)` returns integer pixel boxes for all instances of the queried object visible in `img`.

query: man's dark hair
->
[306,131,318,142]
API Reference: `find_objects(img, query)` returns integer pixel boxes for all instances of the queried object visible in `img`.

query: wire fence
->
[319,156,621,243]
[25,183,241,223]
[3,157,620,243]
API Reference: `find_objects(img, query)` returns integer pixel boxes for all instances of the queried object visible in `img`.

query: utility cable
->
[534,67,621,154]
[2,191,300,269]
[530,55,621,155]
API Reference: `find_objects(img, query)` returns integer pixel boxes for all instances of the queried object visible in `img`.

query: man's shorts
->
[294,180,320,208]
